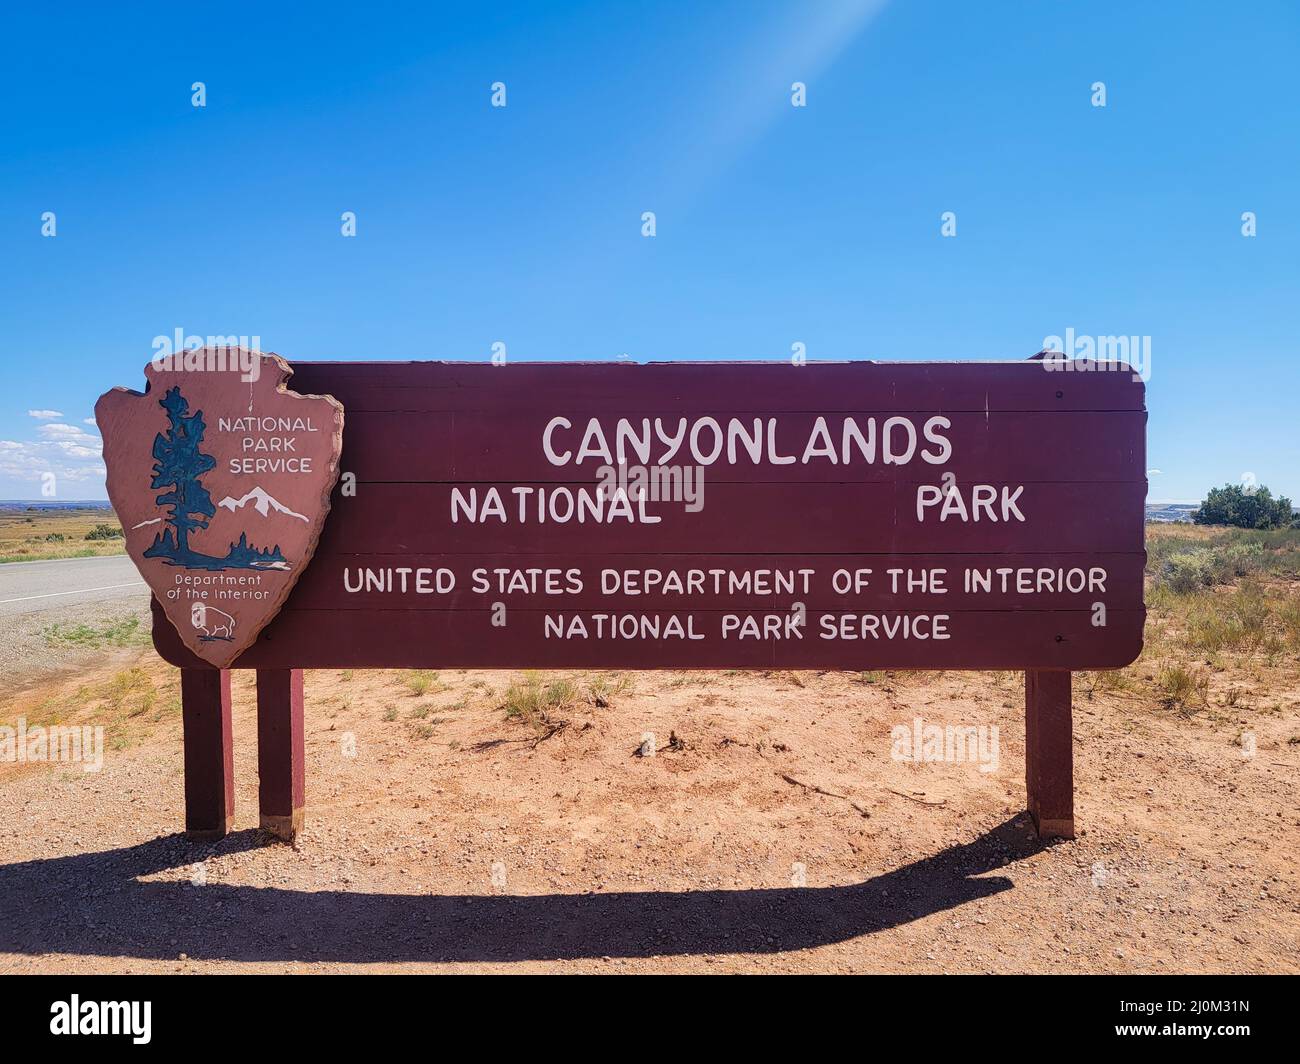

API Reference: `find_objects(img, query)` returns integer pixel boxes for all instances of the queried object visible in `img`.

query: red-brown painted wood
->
[334,409,1144,484]
[256,669,305,841]
[310,482,1144,554]
[282,551,1147,611]
[148,359,1145,676]
[155,599,1143,671]
[1025,670,1074,839]
[180,668,234,839]
[287,360,1147,413]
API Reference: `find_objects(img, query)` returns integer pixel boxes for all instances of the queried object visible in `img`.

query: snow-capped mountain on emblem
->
[218,487,310,523]
[96,350,343,668]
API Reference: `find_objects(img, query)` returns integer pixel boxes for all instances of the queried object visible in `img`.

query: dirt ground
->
[2,649,1297,973]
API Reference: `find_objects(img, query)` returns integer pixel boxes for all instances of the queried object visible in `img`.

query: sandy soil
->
[2,651,1297,974]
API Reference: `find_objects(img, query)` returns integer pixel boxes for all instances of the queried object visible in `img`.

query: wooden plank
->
[288,361,1147,412]
[154,599,1143,671]
[282,552,1147,611]
[313,481,1146,554]
[334,409,1145,484]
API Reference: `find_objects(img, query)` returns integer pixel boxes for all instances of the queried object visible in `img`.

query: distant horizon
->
[0,499,114,506]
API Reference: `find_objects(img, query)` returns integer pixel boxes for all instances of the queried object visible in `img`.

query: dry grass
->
[500,672,577,741]
[1156,664,1209,713]
[1149,526,1300,591]
[0,662,181,765]
[1101,524,1300,716]
[584,672,632,707]
[0,507,127,563]
[405,669,440,697]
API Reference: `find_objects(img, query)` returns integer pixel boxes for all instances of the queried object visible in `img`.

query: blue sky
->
[1,0,1296,502]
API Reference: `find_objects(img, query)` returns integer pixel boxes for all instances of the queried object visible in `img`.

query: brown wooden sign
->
[97,352,343,668]
[144,359,1146,672]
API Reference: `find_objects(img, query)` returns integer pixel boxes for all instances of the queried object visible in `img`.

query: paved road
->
[0,554,146,618]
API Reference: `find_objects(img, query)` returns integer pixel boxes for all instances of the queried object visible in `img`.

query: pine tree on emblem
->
[145,387,217,564]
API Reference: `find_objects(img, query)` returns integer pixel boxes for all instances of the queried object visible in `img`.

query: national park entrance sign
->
[98,351,1146,841]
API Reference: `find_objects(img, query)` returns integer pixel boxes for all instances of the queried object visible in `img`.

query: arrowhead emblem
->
[96,350,344,667]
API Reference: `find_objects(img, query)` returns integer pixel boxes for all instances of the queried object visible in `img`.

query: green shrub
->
[1217,540,1265,578]
[1160,551,1213,593]
[1194,484,1296,529]
[1157,541,1265,593]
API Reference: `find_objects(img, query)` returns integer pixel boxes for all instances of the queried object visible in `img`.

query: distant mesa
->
[1145,503,1198,524]
[217,487,309,523]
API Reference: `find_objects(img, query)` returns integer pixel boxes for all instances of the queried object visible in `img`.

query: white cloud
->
[38,423,102,462]
[0,431,106,484]
[39,422,97,443]
[54,441,102,460]
[0,412,107,490]
[83,416,98,428]
[1147,468,1163,476]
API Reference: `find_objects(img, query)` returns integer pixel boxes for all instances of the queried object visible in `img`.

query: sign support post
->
[180,668,234,839]
[1024,670,1074,839]
[256,668,306,841]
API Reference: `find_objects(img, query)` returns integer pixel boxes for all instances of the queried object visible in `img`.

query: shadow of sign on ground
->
[1,816,1043,964]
